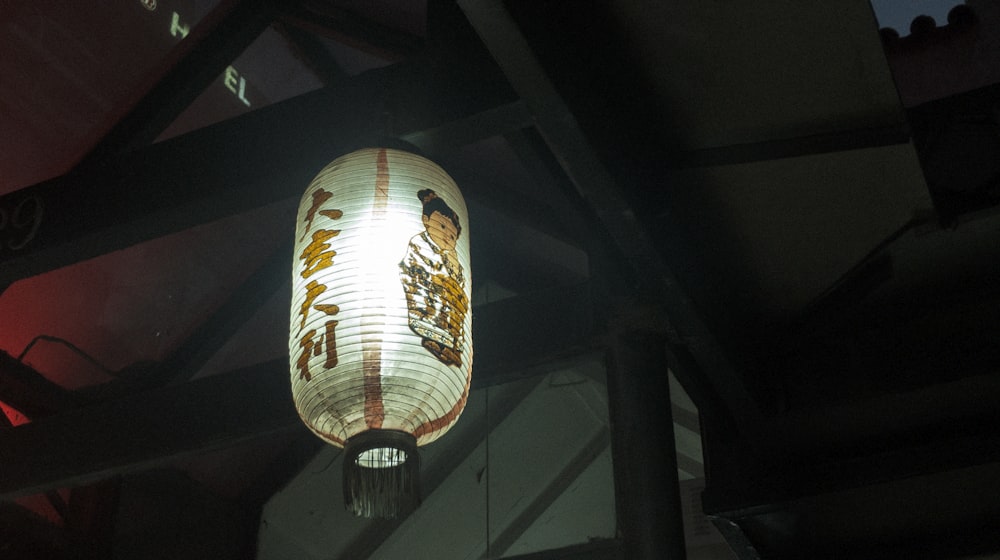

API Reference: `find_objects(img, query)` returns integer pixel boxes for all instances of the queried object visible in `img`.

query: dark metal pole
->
[606,331,687,559]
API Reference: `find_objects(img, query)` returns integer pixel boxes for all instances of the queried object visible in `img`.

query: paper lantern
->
[289,147,473,518]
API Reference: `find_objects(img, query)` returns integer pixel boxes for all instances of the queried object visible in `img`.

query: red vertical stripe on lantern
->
[362,149,391,429]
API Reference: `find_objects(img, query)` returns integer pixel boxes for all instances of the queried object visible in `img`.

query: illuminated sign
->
[170,11,253,107]
[223,66,251,107]
[170,11,189,38]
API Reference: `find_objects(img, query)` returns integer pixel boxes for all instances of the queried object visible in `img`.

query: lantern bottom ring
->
[343,429,420,518]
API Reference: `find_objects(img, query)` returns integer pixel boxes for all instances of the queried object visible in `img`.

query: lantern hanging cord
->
[381,109,394,140]
[18,334,118,378]
[380,82,395,139]
[312,451,338,474]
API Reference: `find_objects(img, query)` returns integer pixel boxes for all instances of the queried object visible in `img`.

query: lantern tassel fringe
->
[343,431,421,519]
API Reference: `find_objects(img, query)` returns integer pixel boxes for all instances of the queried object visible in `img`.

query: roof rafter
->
[675,124,911,168]
[0,282,599,499]
[0,57,520,293]
[457,0,765,441]
[278,0,423,62]
[79,0,282,166]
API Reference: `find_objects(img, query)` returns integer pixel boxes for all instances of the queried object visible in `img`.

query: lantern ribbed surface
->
[289,147,473,453]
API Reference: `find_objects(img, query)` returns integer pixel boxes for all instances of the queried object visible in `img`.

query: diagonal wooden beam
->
[0,351,86,417]
[675,451,705,479]
[674,125,910,169]
[0,358,299,500]
[0,58,518,292]
[0,282,599,499]
[457,0,764,439]
[79,0,281,166]
[501,540,623,560]
[273,20,349,87]
[336,365,548,560]
[0,244,290,423]
[489,429,612,557]
[402,99,532,157]
[278,0,424,62]
[152,239,295,385]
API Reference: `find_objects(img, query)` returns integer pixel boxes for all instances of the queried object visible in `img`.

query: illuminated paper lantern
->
[289,147,473,518]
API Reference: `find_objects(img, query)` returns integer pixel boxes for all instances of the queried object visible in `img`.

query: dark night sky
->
[869,0,966,32]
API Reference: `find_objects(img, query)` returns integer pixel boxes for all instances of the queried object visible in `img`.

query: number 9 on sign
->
[0,195,44,251]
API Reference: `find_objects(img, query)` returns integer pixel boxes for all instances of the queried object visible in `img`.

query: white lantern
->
[289,147,473,518]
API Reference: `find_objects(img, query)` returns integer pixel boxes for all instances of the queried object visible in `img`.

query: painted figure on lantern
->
[399,189,468,367]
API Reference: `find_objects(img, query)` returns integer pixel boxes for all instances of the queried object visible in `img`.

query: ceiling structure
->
[2,1,1000,559]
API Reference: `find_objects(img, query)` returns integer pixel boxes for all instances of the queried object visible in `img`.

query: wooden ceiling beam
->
[151,240,295,386]
[674,124,910,168]
[0,282,599,499]
[79,0,281,166]
[457,0,766,442]
[0,351,86,418]
[501,540,622,560]
[0,358,299,500]
[278,1,424,62]
[703,435,1000,558]
[273,20,349,86]
[0,58,518,292]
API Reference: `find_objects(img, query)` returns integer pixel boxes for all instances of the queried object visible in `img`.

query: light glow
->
[356,447,409,469]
